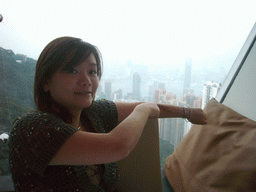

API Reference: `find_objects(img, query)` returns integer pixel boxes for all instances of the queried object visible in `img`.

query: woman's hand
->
[187,108,207,125]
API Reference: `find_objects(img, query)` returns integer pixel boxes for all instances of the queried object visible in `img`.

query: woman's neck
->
[71,110,82,128]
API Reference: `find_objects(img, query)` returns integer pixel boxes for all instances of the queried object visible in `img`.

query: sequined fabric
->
[9,100,120,192]
[86,165,103,185]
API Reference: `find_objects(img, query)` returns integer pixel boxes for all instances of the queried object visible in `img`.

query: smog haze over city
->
[1,1,256,98]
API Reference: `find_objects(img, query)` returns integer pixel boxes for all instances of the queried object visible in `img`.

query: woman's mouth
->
[74,91,92,95]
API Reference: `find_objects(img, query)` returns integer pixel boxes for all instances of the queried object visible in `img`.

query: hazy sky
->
[1,1,255,70]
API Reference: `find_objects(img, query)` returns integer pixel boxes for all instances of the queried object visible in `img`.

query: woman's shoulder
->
[87,99,118,120]
[12,111,64,129]
[14,111,60,121]
[10,111,77,142]
[90,99,117,112]
[85,99,118,132]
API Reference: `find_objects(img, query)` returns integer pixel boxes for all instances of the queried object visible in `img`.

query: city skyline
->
[1,46,226,102]
[97,56,228,100]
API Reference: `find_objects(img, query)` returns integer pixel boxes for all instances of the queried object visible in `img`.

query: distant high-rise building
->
[183,58,192,94]
[113,89,123,101]
[148,85,154,102]
[124,92,133,100]
[154,89,166,102]
[148,81,158,101]
[96,92,107,100]
[202,81,221,108]
[193,97,202,108]
[105,79,112,100]
[158,82,166,90]
[96,84,102,95]
[182,92,196,107]
[132,72,141,101]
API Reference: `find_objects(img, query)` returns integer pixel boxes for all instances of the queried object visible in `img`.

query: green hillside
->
[0,47,36,132]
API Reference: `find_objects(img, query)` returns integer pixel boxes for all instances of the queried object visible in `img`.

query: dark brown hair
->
[34,36,102,123]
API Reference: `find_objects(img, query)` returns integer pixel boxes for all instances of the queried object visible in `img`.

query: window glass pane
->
[1,1,256,175]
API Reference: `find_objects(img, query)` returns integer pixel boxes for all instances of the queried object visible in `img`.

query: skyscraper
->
[202,81,221,108]
[183,58,192,94]
[113,89,123,101]
[105,79,112,100]
[132,72,141,101]
[158,82,166,90]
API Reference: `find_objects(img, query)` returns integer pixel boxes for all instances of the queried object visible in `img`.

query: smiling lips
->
[74,91,92,95]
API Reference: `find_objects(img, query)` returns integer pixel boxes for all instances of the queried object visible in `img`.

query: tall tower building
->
[148,85,154,102]
[183,58,192,94]
[158,82,166,90]
[113,89,123,101]
[97,84,102,95]
[202,81,221,108]
[105,79,112,100]
[132,72,141,101]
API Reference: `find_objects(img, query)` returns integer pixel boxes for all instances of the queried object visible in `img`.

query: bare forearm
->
[115,102,206,124]
[115,102,185,121]
[157,103,184,118]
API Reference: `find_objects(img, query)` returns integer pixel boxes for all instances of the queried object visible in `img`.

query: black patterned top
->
[9,100,120,192]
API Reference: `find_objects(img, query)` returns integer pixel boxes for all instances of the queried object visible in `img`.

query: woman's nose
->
[79,73,92,86]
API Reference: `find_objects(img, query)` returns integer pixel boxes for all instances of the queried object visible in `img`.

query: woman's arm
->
[49,102,160,166]
[115,102,207,125]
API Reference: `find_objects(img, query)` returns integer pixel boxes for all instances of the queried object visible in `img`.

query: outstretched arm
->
[115,102,207,125]
[49,102,160,165]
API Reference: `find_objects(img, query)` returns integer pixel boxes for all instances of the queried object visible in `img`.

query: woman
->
[9,36,206,191]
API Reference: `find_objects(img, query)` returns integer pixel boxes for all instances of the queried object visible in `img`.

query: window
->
[1,1,256,176]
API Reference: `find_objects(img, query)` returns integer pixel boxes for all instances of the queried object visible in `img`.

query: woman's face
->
[44,53,99,113]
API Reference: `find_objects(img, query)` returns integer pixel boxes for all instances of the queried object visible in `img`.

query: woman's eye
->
[89,70,97,75]
[67,69,78,74]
